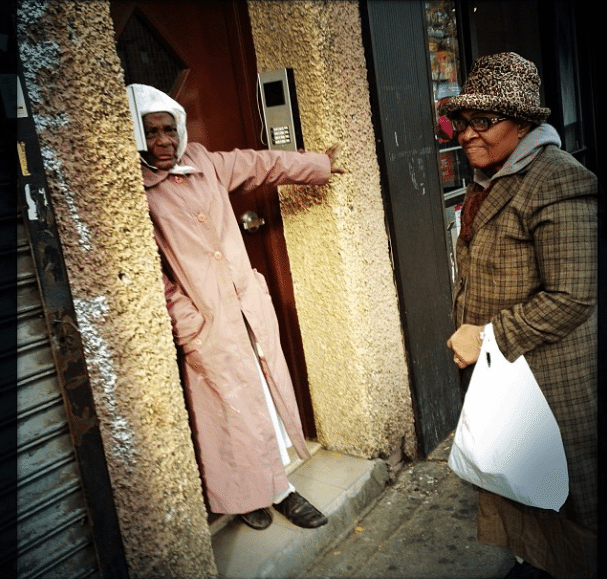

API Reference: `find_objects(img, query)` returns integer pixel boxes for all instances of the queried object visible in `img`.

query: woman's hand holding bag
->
[448,324,569,511]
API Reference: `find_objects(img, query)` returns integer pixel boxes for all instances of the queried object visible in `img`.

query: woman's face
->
[456,110,531,175]
[142,112,180,170]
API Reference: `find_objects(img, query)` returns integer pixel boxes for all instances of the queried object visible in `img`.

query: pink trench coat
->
[143,144,331,514]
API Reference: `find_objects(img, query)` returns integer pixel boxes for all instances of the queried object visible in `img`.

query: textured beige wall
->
[248,0,417,460]
[17,1,217,577]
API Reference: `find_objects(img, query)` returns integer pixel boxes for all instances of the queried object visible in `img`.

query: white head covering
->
[127,83,190,169]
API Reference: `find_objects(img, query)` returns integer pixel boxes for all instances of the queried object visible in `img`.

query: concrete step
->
[298,435,514,579]
[211,447,390,579]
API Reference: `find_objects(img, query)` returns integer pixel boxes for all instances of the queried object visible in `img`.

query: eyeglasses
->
[451,116,508,133]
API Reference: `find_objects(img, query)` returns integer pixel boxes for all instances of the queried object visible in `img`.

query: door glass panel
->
[425,0,470,287]
[116,12,185,95]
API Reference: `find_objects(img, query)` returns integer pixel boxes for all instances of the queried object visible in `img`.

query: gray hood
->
[474,123,561,189]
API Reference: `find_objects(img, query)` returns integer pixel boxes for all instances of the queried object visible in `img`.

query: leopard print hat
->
[438,52,551,124]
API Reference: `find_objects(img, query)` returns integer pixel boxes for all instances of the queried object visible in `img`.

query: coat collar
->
[472,175,524,235]
[142,163,171,188]
[141,148,204,188]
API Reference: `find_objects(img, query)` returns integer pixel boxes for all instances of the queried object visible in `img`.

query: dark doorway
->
[110,0,316,437]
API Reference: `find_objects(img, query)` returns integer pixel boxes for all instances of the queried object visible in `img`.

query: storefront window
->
[425,0,470,285]
[426,1,469,196]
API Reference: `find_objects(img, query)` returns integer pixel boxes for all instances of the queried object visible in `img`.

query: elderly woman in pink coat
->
[128,84,344,531]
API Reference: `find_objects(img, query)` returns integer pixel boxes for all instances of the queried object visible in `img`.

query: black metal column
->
[361,0,461,456]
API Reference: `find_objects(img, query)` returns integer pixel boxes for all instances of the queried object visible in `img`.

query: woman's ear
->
[517,121,534,139]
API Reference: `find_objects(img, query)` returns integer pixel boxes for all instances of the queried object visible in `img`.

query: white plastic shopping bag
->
[448,324,569,510]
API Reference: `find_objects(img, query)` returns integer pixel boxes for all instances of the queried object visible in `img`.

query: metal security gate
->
[0,40,130,576]
[13,209,101,579]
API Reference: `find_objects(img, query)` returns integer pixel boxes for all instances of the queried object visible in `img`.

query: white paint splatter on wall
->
[74,296,135,463]
[40,146,93,251]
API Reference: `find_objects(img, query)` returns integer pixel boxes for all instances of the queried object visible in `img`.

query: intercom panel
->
[258,68,304,152]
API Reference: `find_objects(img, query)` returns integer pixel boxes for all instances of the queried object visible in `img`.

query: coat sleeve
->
[206,148,331,193]
[492,164,597,361]
[162,266,206,354]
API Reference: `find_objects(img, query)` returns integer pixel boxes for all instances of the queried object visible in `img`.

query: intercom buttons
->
[270,126,291,145]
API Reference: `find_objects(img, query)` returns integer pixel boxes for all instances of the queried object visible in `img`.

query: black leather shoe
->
[273,491,328,528]
[239,507,272,530]
[503,561,555,579]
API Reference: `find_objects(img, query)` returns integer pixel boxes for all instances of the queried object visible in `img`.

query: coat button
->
[197,213,206,222]
[173,175,184,183]
[214,251,223,260]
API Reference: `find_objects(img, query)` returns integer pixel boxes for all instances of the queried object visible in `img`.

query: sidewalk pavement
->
[211,435,515,579]
[297,435,515,579]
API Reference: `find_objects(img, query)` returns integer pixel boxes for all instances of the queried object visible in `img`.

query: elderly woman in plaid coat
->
[441,53,597,579]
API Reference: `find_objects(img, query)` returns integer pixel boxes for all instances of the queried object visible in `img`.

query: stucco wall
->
[17,1,216,577]
[247,0,417,460]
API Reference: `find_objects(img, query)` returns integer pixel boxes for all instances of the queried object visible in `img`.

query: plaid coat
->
[454,145,597,535]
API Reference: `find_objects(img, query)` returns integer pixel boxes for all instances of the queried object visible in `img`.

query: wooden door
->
[110,0,315,436]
